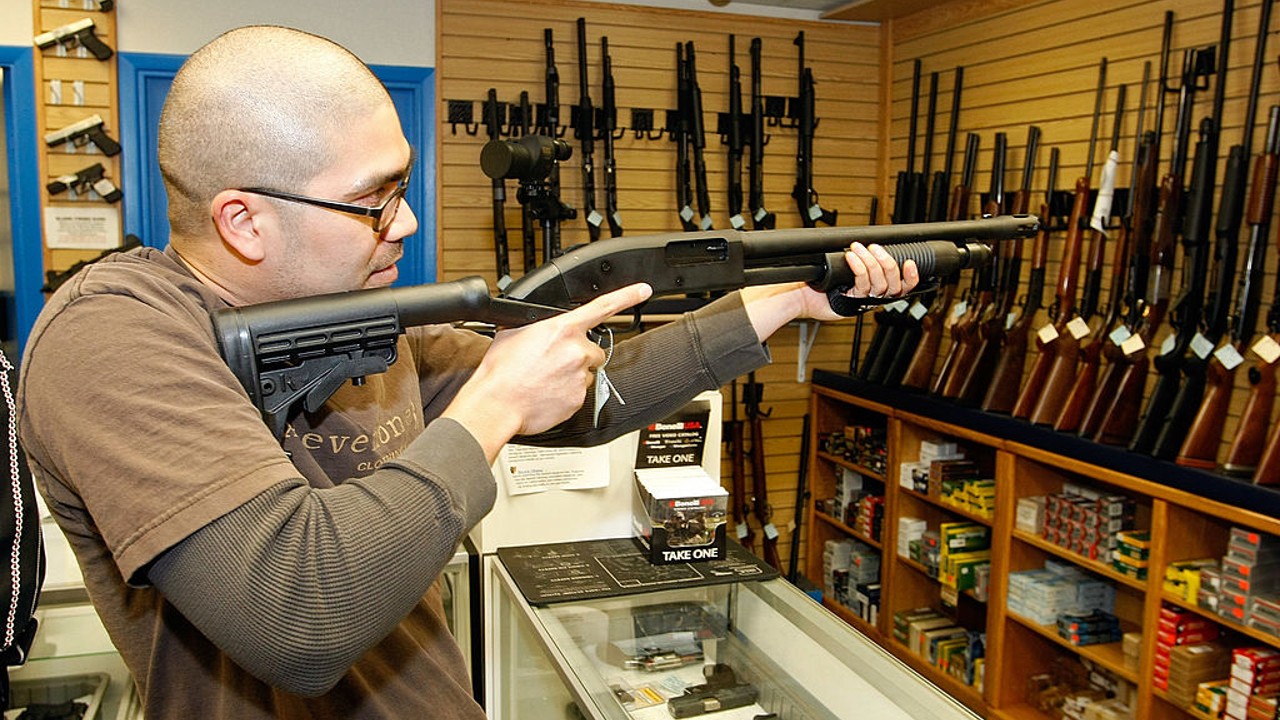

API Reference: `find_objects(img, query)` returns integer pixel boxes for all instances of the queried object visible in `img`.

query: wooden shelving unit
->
[804,371,1280,720]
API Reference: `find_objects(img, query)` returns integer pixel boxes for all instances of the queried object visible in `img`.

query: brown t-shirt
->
[16,246,769,719]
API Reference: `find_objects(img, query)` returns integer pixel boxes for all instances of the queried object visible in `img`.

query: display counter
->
[486,539,980,720]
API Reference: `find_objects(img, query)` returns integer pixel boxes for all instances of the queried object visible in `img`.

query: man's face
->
[268,102,418,298]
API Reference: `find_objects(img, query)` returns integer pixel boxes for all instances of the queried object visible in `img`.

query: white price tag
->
[729,213,746,230]
[1160,334,1177,356]
[1190,332,1214,359]
[587,210,604,228]
[1067,316,1091,340]
[1252,335,1280,364]
[680,205,694,222]
[736,522,749,540]
[1006,311,1018,330]
[699,215,713,231]
[809,204,824,221]
[1108,325,1132,346]
[910,301,928,320]
[763,523,780,540]
[1120,334,1146,356]
[1213,343,1244,370]
[1038,323,1060,344]
[889,299,910,312]
[952,301,968,318]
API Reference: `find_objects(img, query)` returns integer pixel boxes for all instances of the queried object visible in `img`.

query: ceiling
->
[701,0,942,22]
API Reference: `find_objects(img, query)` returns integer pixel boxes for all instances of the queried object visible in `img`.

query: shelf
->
[1005,610,1138,684]
[821,596,881,641]
[815,509,883,549]
[1012,529,1148,592]
[900,486,994,527]
[1152,688,1219,719]
[885,637,987,712]
[818,450,887,483]
[990,703,1056,720]
[898,554,986,603]
[1160,592,1280,651]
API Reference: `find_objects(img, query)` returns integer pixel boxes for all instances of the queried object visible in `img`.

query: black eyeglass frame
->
[236,150,416,233]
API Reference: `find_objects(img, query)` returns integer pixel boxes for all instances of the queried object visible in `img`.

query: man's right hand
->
[442,282,653,462]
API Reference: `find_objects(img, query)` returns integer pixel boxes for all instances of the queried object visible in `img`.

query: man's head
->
[159,25,417,303]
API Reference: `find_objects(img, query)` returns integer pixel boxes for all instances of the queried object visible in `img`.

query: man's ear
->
[210,190,270,262]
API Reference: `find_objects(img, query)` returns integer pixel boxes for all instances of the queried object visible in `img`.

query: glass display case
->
[487,552,980,720]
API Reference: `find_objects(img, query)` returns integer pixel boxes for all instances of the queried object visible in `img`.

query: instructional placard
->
[43,205,120,250]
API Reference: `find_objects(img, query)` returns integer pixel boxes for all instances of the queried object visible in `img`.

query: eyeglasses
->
[237,151,415,234]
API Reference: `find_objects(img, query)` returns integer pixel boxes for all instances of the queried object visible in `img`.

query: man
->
[17,26,915,719]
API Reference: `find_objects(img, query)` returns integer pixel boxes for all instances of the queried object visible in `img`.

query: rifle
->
[213,215,1036,437]
[723,35,747,231]
[674,44,697,232]
[901,130,977,391]
[791,32,836,228]
[860,67,937,383]
[1185,106,1279,471]
[743,375,780,570]
[983,135,1052,414]
[483,90,512,286]
[1079,63,1155,439]
[787,412,810,583]
[939,131,1007,400]
[34,18,113,61]
[1055,82,1128,432]
[515,91,539,272]
[1135,19,1228,458]
[687,42,714,231]
[600,37,623,238]
[748,38,776,230]
[879,67,965,387]
[892,60,927,226]
[575,18,601,242]
[1024,58,1108,425]
[1093,13,1184,446]
[539,28,576,259]
[1178,2,1273,469]
[725,380,753,552]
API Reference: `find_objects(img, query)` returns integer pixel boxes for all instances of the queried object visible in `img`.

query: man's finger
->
[868,244,902,296]
[560,283,654,330]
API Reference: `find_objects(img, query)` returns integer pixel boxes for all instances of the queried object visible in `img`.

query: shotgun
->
[600,36,624,238]
[748,38,776,230]
[744,375,781,570]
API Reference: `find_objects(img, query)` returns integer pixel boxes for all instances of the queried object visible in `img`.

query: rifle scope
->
[481,135,572,183]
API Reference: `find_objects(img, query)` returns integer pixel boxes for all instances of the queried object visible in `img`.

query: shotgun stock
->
[744,376,781,570]
[726,381,754,551]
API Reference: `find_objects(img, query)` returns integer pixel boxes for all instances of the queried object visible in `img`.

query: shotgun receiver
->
[215,217,1034,437]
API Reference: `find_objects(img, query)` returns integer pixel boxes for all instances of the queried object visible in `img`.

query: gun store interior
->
[6,0,1280,718]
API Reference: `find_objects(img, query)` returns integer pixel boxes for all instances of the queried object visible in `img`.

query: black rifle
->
[483,89,511,285]
[893,59,926,225]
[515,91,539,271]
[1135,7,1228,458]
[674,43,697,231]
[687,42,714,231]
[214,215,1036,437]
[791,32,836,228]
[747,38,776,230]
[601,36,623,238]
[723,35,747,231]
[575,18,600,242]
[538,29,576,258]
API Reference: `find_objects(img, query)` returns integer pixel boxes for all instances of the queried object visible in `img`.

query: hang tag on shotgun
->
[1190,333,1214,359]
[1109,326,1132,347]
[952,301,968,318]
[1120,334,1145,356]
[736,522,749,540]
[808,204,823,221]
[1067,316,1091,340]
[1038,323,1060,345]
[587,210,604,228]
[729,213,746,230]
[763,522,779,540]
[910,301,928,320]
[1160,334,1177,356]
[1252,335,1280,365]
[680,205,695,223]
[1213,343,1244,370]
[1005,311,1018,330]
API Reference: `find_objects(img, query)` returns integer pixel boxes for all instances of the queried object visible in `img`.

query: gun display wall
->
[441,0,1280,580]
[31,0,124,291]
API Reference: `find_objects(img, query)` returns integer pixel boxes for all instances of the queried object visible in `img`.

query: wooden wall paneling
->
[885,0,1280,467]
[32,0,123,281]
[439,0,881,578]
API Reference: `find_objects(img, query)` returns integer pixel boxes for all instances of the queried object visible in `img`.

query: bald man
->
[17,25,915,720]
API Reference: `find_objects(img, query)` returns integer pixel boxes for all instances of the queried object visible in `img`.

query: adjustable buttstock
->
[1175,358,1234,469]
[1222,359,1276,478]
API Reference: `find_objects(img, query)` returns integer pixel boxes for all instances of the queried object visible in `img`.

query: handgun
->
[34,18,113,61]
[44,115,121,157]
[46,162,121,203]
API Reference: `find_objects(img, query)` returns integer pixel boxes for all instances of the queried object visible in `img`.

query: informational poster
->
[43,205,121,250]
[496,443,611,495]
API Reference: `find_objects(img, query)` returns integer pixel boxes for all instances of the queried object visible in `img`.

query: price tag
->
[1067,316,1091,340]
[1005,311,1018,330]
[1190,332,1214,359]
[1108,325,1132,346]
[1252,335,1280,364]
[1120,334,1146,356]
[699,215,713,231]
[1038,323,1060,344]
[753,207,769,222]
[735,522,749,540]
[809,204,824,221]
[1213,343,1244,370]
[763,523,780,540]
[889,299,910,312]
[729,214,746,230]
[909,301,928,320]
[587,210,604,228]
[611,211,624,229]
[952,301,968,318]
[680,205,694,222]
[1160,334,1177,356]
